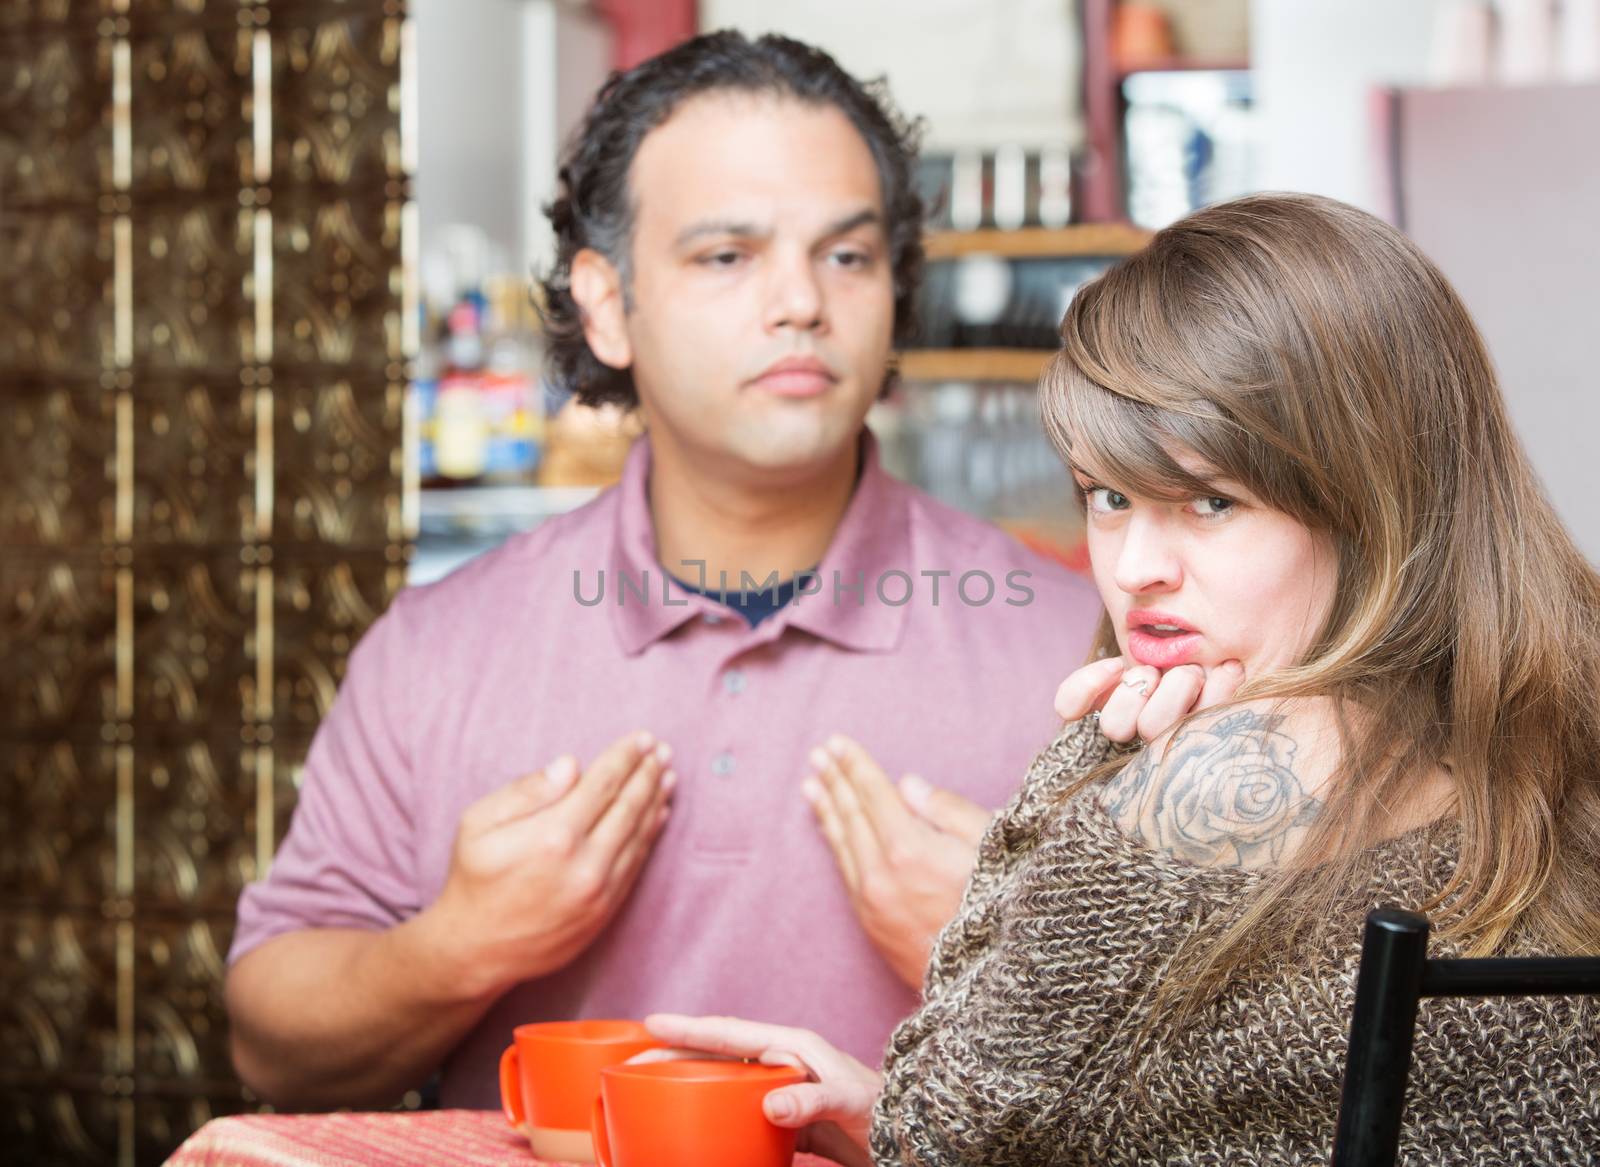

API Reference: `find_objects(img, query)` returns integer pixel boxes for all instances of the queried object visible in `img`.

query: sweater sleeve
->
[872,718,1116,1166]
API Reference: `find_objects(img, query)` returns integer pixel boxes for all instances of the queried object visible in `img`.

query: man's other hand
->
[802,734,991,990]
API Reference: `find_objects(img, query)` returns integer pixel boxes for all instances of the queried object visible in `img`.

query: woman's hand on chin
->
[1055,656,1245,743]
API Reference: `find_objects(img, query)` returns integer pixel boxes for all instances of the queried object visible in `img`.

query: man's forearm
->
[226,909,501,1110]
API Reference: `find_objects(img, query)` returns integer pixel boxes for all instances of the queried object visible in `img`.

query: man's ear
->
[569,248,633,370]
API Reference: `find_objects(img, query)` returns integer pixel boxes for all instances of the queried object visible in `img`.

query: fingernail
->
[801,777,822,803]
[809,746,832,771]
[635,730,655,751]
[661,769,677,794]
[765,1096,794,1122]
[825,734,847,758]
[547,755,578,791]
[900,774,931,812]
[654,741,673,765]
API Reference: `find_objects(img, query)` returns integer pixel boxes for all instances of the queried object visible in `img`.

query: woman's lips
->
[1126,628,1203,668]
[1124,609,1202,668]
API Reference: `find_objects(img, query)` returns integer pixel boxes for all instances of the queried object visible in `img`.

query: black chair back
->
[1330,907,1600,1166]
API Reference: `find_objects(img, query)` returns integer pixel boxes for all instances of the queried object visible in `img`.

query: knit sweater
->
[871,719,1600,1165]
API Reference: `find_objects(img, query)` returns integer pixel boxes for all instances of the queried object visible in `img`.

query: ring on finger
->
[1120,677,1151,697]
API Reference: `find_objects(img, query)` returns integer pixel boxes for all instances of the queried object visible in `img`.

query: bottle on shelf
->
[432,293,491,485]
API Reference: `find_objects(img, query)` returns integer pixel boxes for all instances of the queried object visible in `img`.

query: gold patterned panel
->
[132,740,260,910]
[270,554,397,729]
[0,1087,124,1167]
[1,1,413,1162]
[273,196,405,366]
[0,555,120,732]
[0,213,113,375]
[0,909,122,1081]
[134,1093,253,1166]
[131,554,255,731]
[128,25,252,195]
[0,3,119,35]
[272,4,405,190]
[132,914,236,1084]
[0,741,117,908]
[0,389,117,546]
[0,30,110,207]
[132,379,256,545]
[276,376,405,545]
[131,202,256,371]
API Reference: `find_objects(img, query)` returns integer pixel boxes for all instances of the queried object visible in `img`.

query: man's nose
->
[764,249,825,332]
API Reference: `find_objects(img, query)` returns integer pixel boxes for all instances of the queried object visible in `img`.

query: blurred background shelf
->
[419,484,601,521]
[1115,56,1250,79]
[899,349,1055,384]
[923,224,1152,260]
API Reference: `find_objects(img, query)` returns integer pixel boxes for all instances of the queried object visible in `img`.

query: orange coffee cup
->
[499,1020,664,1163]
[590,1059,808,1167]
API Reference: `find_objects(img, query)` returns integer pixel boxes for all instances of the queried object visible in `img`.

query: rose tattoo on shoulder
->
[1098,709,1322,868]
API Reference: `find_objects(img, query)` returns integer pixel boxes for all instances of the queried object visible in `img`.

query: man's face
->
[605,92,896,483]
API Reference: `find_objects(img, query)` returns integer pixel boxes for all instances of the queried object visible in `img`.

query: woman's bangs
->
[1044,354,1230,500]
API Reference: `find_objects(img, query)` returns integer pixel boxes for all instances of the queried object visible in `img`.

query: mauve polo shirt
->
[229,432,1101,1108]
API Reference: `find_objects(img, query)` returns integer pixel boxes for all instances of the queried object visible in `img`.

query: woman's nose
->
[1112,515,1182,595]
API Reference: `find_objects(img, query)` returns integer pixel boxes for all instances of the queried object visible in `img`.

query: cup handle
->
[498,1045,524,1129]
[590,1096,613,1167]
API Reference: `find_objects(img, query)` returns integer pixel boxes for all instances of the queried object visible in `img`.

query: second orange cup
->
[591,1059,808,1167]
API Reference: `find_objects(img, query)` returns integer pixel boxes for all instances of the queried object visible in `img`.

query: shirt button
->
[710,752,736,776]
[722,669,746,695]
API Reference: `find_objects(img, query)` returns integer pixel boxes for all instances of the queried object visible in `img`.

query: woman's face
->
[1072,446,1338,680]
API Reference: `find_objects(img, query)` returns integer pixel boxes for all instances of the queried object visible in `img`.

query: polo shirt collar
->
[607,431,913,656]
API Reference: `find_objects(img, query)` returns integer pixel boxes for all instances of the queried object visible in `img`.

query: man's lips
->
[1125,609,1202,668]
[748,356,837,398]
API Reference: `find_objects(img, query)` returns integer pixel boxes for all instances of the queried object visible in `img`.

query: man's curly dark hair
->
[538,30,926,409]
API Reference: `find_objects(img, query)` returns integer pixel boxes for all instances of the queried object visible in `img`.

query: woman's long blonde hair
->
[1041,193,1600,1006]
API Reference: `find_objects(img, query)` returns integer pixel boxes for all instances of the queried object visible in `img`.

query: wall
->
[702,0,1083,150]
[1250,0,1441,212]
[414,0,527,273]
[1388,83,1600,560]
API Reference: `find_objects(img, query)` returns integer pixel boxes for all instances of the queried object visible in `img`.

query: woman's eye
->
[1087,487,1129,513]
[829,249,871,269]
[1192,496,1235,517]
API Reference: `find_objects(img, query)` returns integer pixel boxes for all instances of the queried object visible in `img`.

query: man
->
[225,30,1099,1110]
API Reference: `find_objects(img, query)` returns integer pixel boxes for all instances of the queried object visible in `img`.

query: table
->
[165,1109,842,1166]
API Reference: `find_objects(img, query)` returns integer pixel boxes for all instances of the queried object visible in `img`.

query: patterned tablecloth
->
[164,1109,841,1166]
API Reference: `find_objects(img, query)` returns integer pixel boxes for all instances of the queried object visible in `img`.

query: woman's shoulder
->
[987,717,1121,849]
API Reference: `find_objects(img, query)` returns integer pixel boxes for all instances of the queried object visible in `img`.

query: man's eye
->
[698,251,744,268]
[1193,496,1235,517]
[829,249,871,269]
[1087,487,1129,513]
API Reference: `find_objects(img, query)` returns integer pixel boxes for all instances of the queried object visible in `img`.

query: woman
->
[646,193,1600,1164]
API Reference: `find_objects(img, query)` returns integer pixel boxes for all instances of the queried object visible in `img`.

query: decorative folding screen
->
[0,1,413,1162]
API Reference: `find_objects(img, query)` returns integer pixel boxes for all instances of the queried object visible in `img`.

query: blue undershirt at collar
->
[670,569,820,628]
